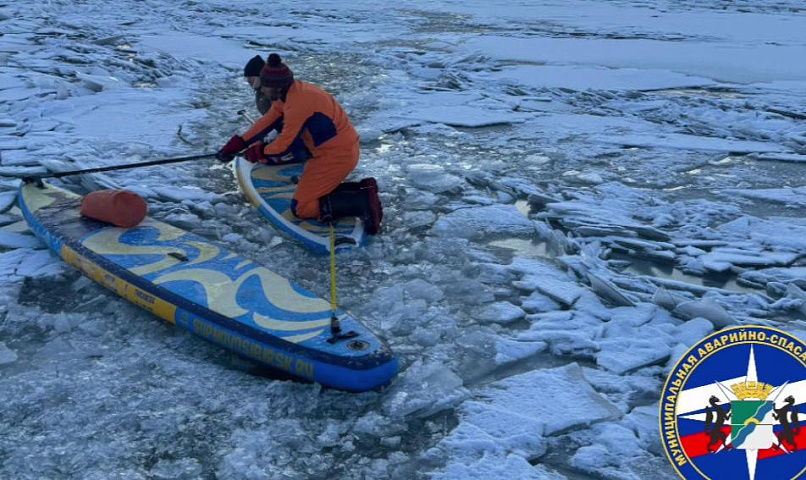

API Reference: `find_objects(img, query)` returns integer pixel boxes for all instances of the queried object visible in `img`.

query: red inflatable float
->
[80,190,147,228]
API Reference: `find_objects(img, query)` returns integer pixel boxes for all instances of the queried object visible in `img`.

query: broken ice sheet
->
[741,266,806,287]
[432,204,536,239]
[431,454,564,480]
[0,191,17,213]
[673,298,737,328]
[382,361,469,419]
[597,336,672,375]
[531,277,587,308]
[492,64,715,92]
[724,187,806,206]
[428,364,621,478]
[3,1,806,479]
[0,342,18,365]
[495,337,547,366]
[0,149,41,167]
[425,400,546,469]
[406,163,463,193]
[701,247,800,272]
[595,305,676,374]
[581,367,662,413]
[521,290,561,313]
[717,216,806,252]
[401,105,526,128]
[0,231,45,249]
[474,301,525,324]
[519,311,601,357]
[571,422,653,479]
[0,249,65,279]
[590,131,787,153]
[152,186,220,203]
[474,363,621,436]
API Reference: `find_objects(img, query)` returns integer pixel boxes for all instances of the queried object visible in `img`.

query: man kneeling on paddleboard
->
[216,53,383,235]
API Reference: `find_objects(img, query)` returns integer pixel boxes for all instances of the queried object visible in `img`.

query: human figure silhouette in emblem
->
[704,395,732,452]
[773,395,800,452]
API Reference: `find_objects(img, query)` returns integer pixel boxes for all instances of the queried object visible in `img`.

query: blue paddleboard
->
[234,158,365,254]
[19,182,396,392]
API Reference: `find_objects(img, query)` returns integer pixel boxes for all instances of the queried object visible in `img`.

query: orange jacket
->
[242,81,359,161]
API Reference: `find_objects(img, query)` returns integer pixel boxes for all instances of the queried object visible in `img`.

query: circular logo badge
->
[661,326,806,480]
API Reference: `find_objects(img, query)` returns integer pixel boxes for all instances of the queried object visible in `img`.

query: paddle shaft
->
[21,152,218,182]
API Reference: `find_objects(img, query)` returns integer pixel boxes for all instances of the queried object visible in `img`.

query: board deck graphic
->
[18,182,396,392]
[234,158,365,254]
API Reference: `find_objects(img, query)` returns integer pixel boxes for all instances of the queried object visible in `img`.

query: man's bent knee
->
[292,198,320,219]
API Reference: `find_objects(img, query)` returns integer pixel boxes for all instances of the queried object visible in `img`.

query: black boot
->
[320,178,383,235]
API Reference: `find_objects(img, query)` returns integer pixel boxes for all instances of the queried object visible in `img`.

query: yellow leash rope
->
[329,223,340,333]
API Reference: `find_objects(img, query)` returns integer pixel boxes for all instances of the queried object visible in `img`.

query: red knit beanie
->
[260,53,294,88]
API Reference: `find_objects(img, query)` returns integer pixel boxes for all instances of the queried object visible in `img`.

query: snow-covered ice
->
[1,0,805,479]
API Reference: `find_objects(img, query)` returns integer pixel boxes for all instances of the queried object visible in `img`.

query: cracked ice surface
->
[1,0,805,479]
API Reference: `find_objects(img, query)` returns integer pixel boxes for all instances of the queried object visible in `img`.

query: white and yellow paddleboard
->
[234,158,365,254]
[18,181,396,392]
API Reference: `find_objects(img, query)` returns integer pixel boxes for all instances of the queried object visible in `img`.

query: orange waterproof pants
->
[292,142,360,219]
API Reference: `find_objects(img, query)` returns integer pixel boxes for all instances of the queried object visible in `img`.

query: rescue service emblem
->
[661,326,806,479]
